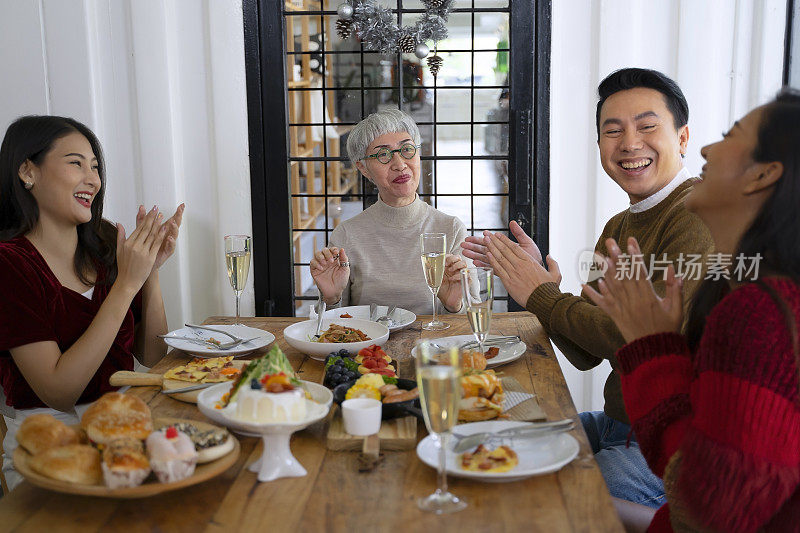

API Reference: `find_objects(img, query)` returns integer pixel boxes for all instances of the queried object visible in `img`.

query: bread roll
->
[16,414,81,455]
[81,392,152,445]
[102,438,151,489]
[28,444,102,485]
[460,350,487,371]
[458,406,501,422]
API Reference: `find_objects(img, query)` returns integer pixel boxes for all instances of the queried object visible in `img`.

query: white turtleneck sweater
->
[329,195,468,315]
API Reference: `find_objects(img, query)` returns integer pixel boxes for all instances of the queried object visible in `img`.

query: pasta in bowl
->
[282,319,389,361]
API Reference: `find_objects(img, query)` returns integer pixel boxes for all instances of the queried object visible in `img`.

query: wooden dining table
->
[0,312,623,532]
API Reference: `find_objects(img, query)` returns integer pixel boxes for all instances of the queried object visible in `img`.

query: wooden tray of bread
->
[14,415,240,499]
[109,357,246,404]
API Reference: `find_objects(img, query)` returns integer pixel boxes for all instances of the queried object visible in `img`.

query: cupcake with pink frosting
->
[146,426,198,483]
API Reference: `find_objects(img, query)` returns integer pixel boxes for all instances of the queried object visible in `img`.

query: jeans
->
[580,411,666,508]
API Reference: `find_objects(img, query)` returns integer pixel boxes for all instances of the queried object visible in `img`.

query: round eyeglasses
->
[361,143,420,164]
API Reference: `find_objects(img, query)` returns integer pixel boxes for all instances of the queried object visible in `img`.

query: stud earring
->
[23,181,33,190]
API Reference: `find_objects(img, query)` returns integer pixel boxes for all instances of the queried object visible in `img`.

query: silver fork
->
[158,334,262,350]
[184,323,240,342]
[375,305,397,327]
[427,335,520,351]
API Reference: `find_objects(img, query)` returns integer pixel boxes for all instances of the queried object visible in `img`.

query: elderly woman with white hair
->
[310,109,467,314]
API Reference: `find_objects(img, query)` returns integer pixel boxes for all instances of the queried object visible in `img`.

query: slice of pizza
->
[460,444,519,473]
[163,356,240,383]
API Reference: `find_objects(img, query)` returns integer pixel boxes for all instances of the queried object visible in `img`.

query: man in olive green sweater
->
[462,68,713,508]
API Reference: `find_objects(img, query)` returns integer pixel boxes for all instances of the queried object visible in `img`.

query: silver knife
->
[162,382,219,394]
[369,302,378,321]
[452,419,575,453]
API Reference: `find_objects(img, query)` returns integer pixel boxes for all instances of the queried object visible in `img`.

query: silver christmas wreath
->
[337,0,454,60]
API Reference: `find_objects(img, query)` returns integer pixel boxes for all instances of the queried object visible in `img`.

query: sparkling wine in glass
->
[224,235,251,325]
[420,232,449,331]
[415,341,466,513]
[461,267,493,354]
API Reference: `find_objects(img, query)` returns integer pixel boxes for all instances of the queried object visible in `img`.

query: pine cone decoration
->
[427,55,443,77]
[423,0,447,8]
[336,19,354,40]
[397,33,417,54]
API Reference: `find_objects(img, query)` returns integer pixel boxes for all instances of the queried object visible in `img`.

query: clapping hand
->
[583,237,684,343]
[437,254,468,312]
[483,231,561,308]
[116,206,169,293]
[136,203,184,271]
[310,246,350,305]
[461,220,543,267]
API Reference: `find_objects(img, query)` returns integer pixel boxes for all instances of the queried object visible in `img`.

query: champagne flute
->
[460,267,493,354]
[420,232,449,331]
[415,340,466,513]
[224,235,251,325]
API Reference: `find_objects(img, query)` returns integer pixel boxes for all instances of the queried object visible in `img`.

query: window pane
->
[472,194,508,231]
[473,87,503,121]
[432,52,473,86]
[331,89,364,123]
[473,51,508,87]
[435,159,472,195]
[474,120,508,158]
[434,88,471,121]
[475,0,509,8]
[435,195,472,230]
[435,125,472,157]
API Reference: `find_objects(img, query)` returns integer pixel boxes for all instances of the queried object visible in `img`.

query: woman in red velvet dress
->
[584,90,800,531]
[0,116,184,491]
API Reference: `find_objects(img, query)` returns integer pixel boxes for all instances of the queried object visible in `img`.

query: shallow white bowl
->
[282,318,389,360]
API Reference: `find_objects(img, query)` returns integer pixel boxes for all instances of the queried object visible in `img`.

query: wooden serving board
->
[109,360,246,404]
[326,404,418,451]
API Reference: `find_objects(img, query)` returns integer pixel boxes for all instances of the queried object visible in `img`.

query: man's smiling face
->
[597,87,689,203]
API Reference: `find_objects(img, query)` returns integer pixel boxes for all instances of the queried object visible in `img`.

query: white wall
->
[0,0,254,330]
[0,0,787,410]
[550,0,786,412]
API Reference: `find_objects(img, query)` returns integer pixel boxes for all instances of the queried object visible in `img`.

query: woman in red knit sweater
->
[585,90,800,532]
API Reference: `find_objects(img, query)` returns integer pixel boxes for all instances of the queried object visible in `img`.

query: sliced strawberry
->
[358,347,375,358]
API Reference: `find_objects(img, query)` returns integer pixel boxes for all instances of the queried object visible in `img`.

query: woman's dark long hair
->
[0,115,118,284]
[686,89,800,360]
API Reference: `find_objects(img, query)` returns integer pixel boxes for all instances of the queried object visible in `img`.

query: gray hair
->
[346,108,422,164]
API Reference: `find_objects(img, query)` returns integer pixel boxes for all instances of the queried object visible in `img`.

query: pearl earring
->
[23,181,33,190]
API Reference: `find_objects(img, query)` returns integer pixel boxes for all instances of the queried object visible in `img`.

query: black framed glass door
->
[244,0,550,316]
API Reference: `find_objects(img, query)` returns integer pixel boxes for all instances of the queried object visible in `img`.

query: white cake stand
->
[197,381,332,482]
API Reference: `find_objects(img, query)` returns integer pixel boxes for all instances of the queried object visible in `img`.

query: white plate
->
[322,305,416,332]
[411,334,526,368]
[416,420,579,482]
[196,381,333,434]
[162,324,275,358]
[282,318,389,361]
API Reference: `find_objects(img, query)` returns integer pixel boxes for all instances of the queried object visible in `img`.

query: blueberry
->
[338,349,349,356]
[250,379,261,390]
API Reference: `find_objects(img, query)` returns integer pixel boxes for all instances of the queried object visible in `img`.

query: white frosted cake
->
[234,387,307,423]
